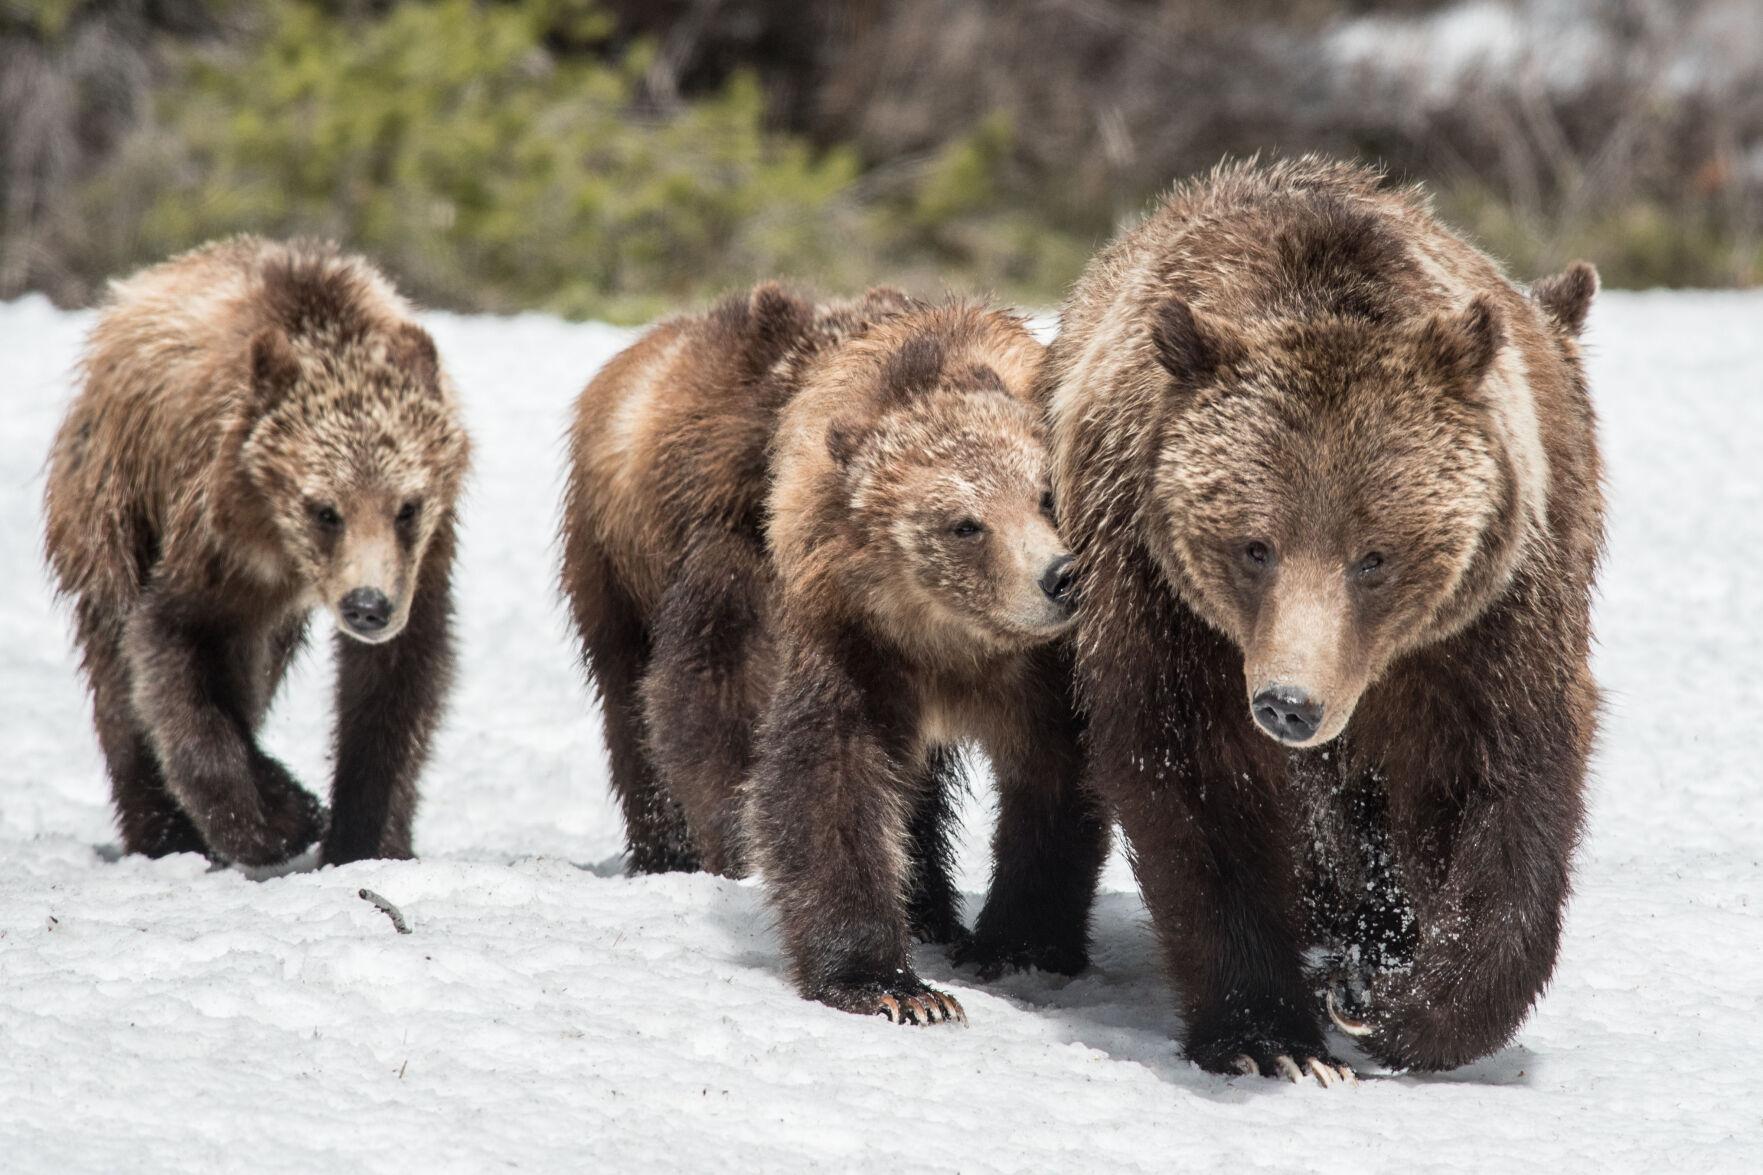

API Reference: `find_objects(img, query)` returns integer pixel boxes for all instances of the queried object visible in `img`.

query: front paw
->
[1189,1026,1357,1087]
[811,976,968,1026]
[204,757,326,867]
[950,932,1087,982]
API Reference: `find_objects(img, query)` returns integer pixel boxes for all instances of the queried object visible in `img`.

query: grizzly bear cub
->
[1042,158,1603,1079]
[44,238,470,867]
[562,285,1108,1021]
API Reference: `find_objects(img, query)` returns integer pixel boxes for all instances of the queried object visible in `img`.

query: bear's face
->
[1147,298,1508,746]
[834,381,1075,657]
[239,324,469,643]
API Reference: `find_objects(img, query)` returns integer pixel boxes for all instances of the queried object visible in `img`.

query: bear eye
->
[1355,551,1386,578]
[309,503,343,530]
[1040,490,1056,517]
[1243,540,1273,568]
[396,499,421,525]
[950,518,985,539]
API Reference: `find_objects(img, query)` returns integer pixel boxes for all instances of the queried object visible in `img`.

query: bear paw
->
[204,757,326,868]
[1230,1052,1359,1087]
[815,979,968,1026]
[1191,1028,1358,1087]
[949,934,1087,982]
[873,989,967,1026]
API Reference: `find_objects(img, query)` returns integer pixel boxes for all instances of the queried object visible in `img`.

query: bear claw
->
[1231,1053,1357,1087]
[874,990,966,1026]
[1326,985,1374,1037]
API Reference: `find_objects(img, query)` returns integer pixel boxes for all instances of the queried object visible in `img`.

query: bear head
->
[773,306,1075,664]
[1143,294,1531,748]
[237,319,469,644]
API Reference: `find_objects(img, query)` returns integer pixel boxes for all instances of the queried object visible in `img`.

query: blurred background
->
[3,0,1760,323]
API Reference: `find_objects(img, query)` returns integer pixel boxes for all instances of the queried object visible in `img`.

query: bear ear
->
[1150,298,1239,388]
[386,321,441,393]
[248,328,302,411]
[856,285,917,321]
[826,418,870,468]
[1530,261,1598,338]
[881,332,945,402]
[744,282,812,371]
[1415,296,1505,390]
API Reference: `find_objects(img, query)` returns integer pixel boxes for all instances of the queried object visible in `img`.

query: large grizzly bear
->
[562,286,1108,1021]
[1041,158,1603,1080]
[44,237,470,867]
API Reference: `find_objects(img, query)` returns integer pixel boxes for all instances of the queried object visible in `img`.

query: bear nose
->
[339,588,392,635]
[1040,555,1078,606]
[1252,686,1323,744]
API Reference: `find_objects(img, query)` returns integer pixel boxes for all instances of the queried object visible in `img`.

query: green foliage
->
[61,0,1089,319]
[111,0,870,318]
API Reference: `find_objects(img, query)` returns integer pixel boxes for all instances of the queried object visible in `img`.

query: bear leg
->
[566,543,698,874]
[81,613,206,858]
[956,694,1107,980]
[749,640,965,1025]
[1361,742,1582,1070]
[326,519,456,865]
[1354,588,1591,1072]
[904,748,967,948]
[122,588,325,867]
[642,534,771,877]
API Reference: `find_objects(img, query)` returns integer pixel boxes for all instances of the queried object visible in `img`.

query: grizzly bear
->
[44,237,471,868]
[1041,158,1603,1080]
[561,285,1108,1021]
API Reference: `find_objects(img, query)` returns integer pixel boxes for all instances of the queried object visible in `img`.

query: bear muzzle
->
[1040,554,1078,613]
[1252,685,1324,744]
[339,587,395,639]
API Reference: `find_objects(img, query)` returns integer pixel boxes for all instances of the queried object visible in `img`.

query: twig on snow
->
[358,888,411,934]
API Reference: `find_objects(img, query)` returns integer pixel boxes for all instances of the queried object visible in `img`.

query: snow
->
[1324,0,1763,101]
[2,290,1761,1172]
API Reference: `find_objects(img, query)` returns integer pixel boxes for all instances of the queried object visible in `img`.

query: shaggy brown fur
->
[44,237,470,867]
[560,283,912,874]
[1041,157,1603,1077]
[561,287,1108,1021]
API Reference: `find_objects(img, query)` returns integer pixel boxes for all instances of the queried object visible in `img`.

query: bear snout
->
[1039,555,1078,610]
[1251,685,1324,744]
[339,587,394,638]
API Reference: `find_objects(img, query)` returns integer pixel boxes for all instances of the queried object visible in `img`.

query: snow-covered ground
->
[1,291,1759,1172]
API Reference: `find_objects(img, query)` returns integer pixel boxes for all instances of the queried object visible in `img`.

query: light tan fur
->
[44,236,470,866]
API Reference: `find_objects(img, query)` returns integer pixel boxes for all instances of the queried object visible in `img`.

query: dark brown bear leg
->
[641,534,770,877]
[1081,608,1345,1081]
[325,520,457,865]
[748,636,964,1025]
[1310,776,1416,1033]
[122,587,325,868]
[1361,747,1581,1071]
[904,748,967,947]
[956,672,1108,979]
[1359,617,1590,1071]
[1120,754,1346,1082]
[81,610,205,858]
[565,542,697,873]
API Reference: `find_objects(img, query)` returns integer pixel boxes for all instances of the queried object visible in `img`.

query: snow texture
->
[2,291,1760,1172]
